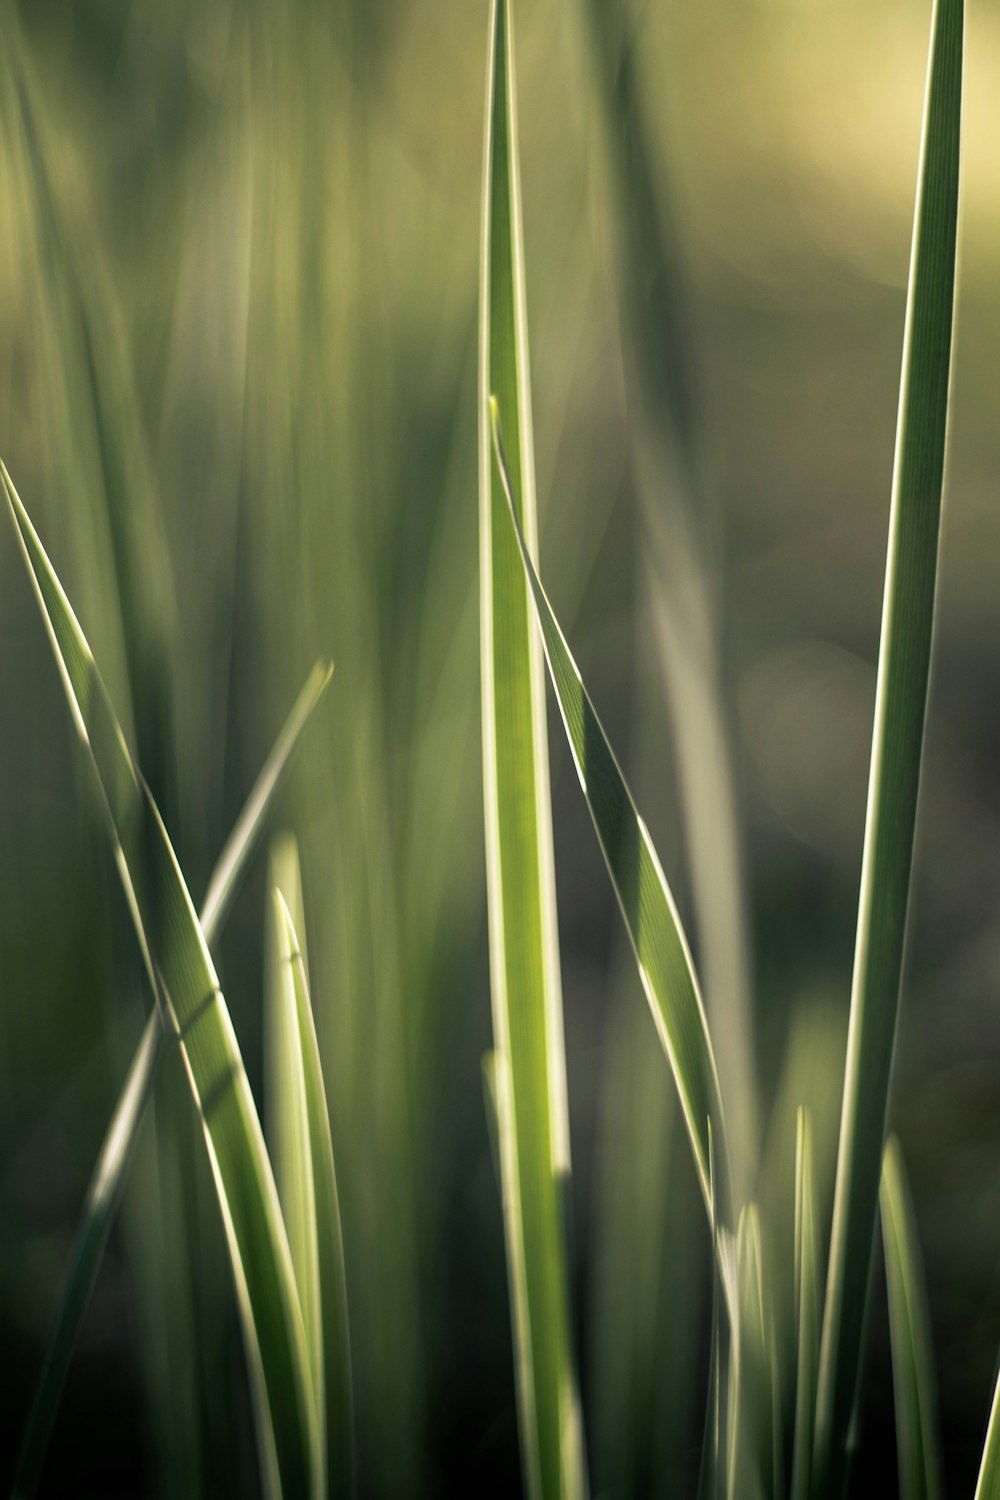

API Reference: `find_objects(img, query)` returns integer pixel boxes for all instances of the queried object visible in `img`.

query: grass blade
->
[2,459,320,1499]
[269,843,355,1497]
[880,1136,943,1500]
[697,1127,723,1500]
[10,662,331,1499]
[792,1109,820,1500]
[478,4,585,1497]
[489,401,729,1225]
[813,0,963,1487]
[974,1361,1000,1500]
[581,0,759,1186]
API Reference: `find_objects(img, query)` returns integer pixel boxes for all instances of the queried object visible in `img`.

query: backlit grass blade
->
[974,1362,1000,1500]
[728,1206,775,1500]
[697,1128,723,1500]
[792,1109,819,1500]
[880,1136,942,1500]
[814,0,963,1488]
[478,4,585,1497]
[269,846,355,1497]
[2,460,320,1499]
[489,402,729,1223]
[582,0,759,1186]
[10,661,332,1500]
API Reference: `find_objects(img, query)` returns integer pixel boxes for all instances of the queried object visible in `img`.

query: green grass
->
[5,0,997,1495]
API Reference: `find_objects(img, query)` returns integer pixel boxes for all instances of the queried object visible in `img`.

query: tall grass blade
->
[269,847,355,1497]
[2,460,320,1499]
[974,1362,1000,1500]
[697,1127,722,1500]
[489,402,729,1224]
[10,662,331,1500]
[792,1109,819,1500]
[478,4,585,1497]
[581,0,759,1185]
[813,0,963,1487]
[880,1136,942,1500]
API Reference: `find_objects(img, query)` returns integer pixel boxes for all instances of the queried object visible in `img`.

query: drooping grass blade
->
[581,0,759,1186]
[10,662,331,1500]
[813,0,963,1488]
[489,401,729,1225]
[792,1109,819,1500]
[880,1137,942,1500]
[2,460,320,1499]
[268,844,354,1497]
[478,4,586,1497]
[697,1127,723,1500]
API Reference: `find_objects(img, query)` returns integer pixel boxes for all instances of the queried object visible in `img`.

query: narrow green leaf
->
[478,4,586,1497]
[10,662,332,1500]
[814,0,963,1488]
[2,460,320,1500]
[974,1359,1000,1500]
[269,845,355,1497]
[697,1126,723,1500]
[792,1109,819,1500]
[489,401,729,1225]
[880,1136,942,1500]
[581,0,760,1185]
[727,1206,774,1500]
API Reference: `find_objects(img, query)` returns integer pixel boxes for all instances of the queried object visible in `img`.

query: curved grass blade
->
[489,401,729,1225]
[581,0,760,1186]
[10,661,332,1499]
[974,1359,1000,1500]
[880,1136,942,1500]
[478,4,585,1497]
[2,460,320,1499]
[814,0,963,1488]
[792,1109,819,1500]
[269,847,355,1497]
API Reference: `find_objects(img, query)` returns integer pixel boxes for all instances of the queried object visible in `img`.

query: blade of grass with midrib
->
[813,0,963,1490]
[2,459,320,1500]
[268,841,355,1497]
[478,5,585,1497]
[880,1136,943,1500]
[489,401,729,1229]
[10,661,331,1500]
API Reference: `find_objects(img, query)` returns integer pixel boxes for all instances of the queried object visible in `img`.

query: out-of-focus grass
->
[1,0,999,1495]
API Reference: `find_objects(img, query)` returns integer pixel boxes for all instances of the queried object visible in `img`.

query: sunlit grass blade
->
[478,4,585,1497]
[697,1127,723,1500]
[813,0,963,1488]
[727,1206,775,1500]
[974,1361,1000,1500]
[792,1109,820,1500]
[489,401,729,1225]
[2,460,320,1499]
[880,1136,942,1500]
[10,661,331,1499]
[581,0,759,1187]
[269,842,355,1497]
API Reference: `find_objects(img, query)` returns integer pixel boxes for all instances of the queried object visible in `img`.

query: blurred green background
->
[1,0,999,1494]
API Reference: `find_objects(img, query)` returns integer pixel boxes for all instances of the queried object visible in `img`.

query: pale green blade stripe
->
[2,460,319,1500]
[10,664,331,1500]
[792,1109,819,1500]
[478,4,585,1498]
[270,848,355,1497]
[880,1137,943,1500]
[814,0,963,1488]
[489,402,728,1223]
[974,1361,1000,1500]
[697,1127,722,1500]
